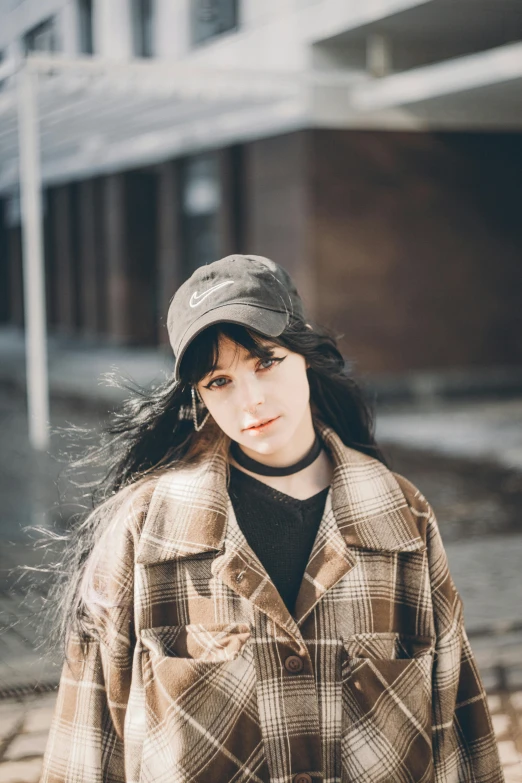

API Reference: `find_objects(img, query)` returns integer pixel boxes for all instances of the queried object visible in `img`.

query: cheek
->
[278,362,310,408]
[200,391,235,430]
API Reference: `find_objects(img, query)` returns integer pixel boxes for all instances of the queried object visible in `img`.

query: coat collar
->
[135,422,426,567]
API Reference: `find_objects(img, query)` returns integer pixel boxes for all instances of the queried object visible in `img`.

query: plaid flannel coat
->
[41,422,504,783]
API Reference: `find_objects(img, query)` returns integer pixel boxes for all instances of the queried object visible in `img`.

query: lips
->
[243,417,278,431]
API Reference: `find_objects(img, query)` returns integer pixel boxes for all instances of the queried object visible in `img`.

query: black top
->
[228,465,330,616]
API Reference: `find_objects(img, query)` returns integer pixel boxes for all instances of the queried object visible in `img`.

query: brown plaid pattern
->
[41,423,504,783]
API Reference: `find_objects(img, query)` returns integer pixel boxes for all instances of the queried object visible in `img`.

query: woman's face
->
[196,334,312,456]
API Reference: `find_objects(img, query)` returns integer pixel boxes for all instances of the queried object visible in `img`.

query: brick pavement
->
[0,692,56,783]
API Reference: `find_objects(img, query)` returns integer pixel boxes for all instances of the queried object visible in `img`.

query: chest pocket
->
[340,632,435,783]
[139,623,267,783]
[141,623,251,662]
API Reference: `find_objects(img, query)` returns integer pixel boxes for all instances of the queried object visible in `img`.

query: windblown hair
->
[32,317,386,665]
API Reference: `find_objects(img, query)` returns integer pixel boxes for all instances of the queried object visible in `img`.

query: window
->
[24,17,58,54]
[78,0,94,55]
[131,0,154,58]
[181,153,221,275]
[191,0,238,46]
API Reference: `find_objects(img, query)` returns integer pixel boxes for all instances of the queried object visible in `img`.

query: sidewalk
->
[0,692,56,783]
[0,326,171,407]
[376,396,522,473]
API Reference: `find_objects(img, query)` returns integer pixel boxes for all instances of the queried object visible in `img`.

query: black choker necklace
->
[230,431,323,477]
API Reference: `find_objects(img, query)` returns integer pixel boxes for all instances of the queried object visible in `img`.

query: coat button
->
[284,655,304,674]
[292,774,313,783]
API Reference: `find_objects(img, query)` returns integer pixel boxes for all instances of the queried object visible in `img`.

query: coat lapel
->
[210,499,305,653]
[316,423,427,553]
[293,487,357,626]
[294,423,427,625]
[135,448,229,564]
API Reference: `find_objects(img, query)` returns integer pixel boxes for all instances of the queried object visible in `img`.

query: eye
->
[258,356,284,371]
[204,376,229,391]
[203,356,284,391]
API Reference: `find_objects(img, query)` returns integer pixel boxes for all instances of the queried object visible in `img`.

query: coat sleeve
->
[395,473,505,783]
[40,482,153,783]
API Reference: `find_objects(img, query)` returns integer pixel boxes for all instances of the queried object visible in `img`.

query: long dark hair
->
[31,317,385,663]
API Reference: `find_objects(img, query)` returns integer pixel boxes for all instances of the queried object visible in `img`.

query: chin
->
[243,440,276,455]
[240,430,290,455]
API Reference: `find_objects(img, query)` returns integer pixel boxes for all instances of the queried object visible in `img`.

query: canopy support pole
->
[17,65,50,451]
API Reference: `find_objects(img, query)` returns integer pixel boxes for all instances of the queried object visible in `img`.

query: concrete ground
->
[377,397,522,472]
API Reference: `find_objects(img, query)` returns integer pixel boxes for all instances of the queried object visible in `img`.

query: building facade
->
[1,0,522,374]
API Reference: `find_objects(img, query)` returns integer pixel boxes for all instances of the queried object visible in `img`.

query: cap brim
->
[173,303,288,381]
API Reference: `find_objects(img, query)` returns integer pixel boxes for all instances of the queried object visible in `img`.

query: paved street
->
[377,397,522,472]
[0,383,521,779]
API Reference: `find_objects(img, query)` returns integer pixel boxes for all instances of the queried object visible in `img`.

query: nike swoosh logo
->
[189,280,235,307]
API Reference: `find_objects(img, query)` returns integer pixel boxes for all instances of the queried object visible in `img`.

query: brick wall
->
[245,129,522,374]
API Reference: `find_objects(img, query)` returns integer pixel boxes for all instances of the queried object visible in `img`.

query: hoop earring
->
[191,385,210,432]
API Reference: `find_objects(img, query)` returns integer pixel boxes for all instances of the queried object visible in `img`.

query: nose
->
[238,373,265,413]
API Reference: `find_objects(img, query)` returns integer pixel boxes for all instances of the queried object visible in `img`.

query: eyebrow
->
[212,356,254,373]
[211,347,274,374]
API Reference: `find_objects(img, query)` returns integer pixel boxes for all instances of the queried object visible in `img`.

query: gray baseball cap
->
[167,254,305,381]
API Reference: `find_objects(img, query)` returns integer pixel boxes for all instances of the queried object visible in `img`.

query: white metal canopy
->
[0,54,324,193]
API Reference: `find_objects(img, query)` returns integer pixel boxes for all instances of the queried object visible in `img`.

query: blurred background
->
[0,1,522,780]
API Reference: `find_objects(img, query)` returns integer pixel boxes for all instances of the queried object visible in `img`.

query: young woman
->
[41,255,503,783]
